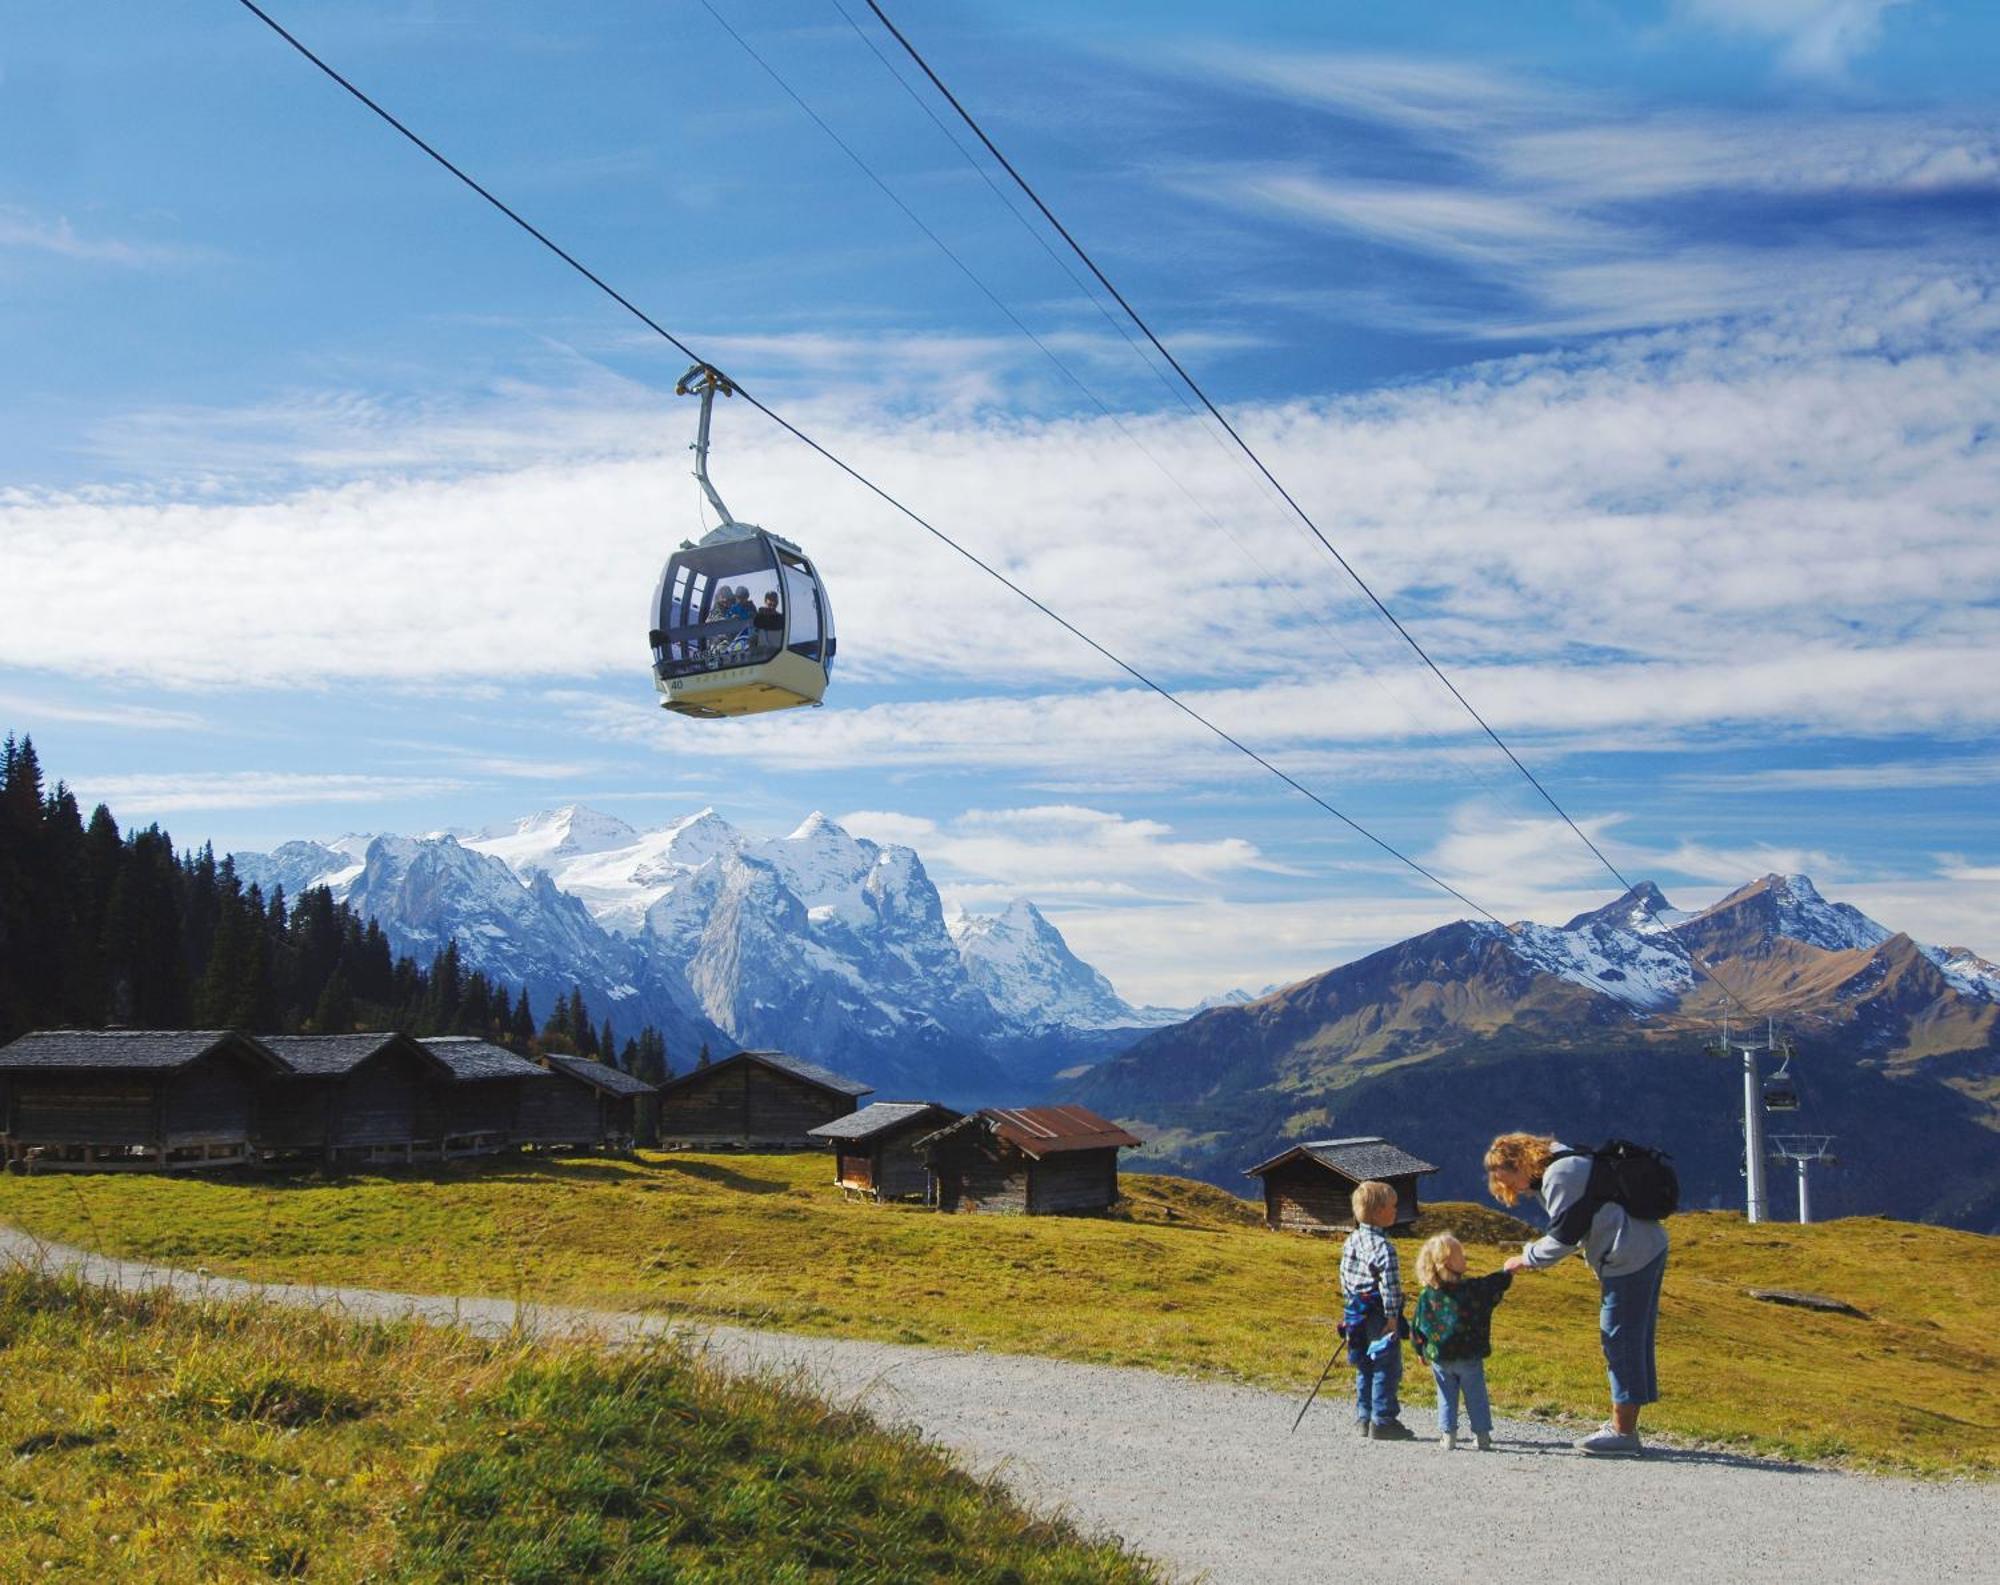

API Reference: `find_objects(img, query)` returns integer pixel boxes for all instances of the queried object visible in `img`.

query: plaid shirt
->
[1339,1223,1402,1314]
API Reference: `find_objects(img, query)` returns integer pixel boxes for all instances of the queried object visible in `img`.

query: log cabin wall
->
[1261,1161,1422,1232]
[515,1073,603,1148]
[8,1074,158,1147]
[836,1149,875,1191]
[332,1056,426,1151]
[935,1135,1031,1214]
[660,1060,858,1148]
[873,1130,932,1200]
[1027,1148,1120,1214]
[257,1080,332,1154]
[162,1053,256,1148]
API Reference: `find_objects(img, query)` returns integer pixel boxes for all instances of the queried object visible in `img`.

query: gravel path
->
[5,1225,1992,1584]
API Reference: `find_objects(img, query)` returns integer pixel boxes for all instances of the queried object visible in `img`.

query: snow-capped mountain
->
[232,804,1167,1098]
[951,899,1142,1031]
[1069,872,2000,1230]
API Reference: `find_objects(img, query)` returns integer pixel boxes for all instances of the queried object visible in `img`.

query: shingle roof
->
[419,1036,547,1082]
[658,1049,873,1099]
[543,1053,657,1097]
[0,1030,281,1073]
[263,1033,425,1077]
[807,1100,958,1142]
[1243,1135,1440,1181]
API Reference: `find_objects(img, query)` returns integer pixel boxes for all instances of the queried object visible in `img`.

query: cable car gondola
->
[649,364,834,719]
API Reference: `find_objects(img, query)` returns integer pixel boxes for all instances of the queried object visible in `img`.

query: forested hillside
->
[0,734,671,1079]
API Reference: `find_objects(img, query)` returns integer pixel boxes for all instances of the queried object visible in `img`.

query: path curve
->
[4,1227,1991,1585]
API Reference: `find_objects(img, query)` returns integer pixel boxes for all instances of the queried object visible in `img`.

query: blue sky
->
[4,0,1997,1001]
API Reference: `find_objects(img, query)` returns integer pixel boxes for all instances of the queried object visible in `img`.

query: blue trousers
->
[1352,1342,1402,1424]
[1600,1252,1668,1406]
[1429,1358,1493,1434]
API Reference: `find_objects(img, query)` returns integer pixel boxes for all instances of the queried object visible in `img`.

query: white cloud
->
[1674,0,1913,79]
[71,772,471,814]
[0,693,205,732]
[0,206,207,269]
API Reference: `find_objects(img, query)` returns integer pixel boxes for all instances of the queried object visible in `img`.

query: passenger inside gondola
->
[753,590,784,648]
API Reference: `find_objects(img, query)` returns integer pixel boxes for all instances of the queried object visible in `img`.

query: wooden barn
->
[0,1030,288,1173]
[418,1036,550,1157]
[807,1101,962,1201]
[656,1050,873,1150]
[1243,1136,1439,1234]
[259,1032,442,1164]
[518,1054,656,1152]
[918,1105,1140,1216]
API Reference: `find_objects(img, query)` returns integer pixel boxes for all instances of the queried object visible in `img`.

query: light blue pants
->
[1429,1358,1493,1434]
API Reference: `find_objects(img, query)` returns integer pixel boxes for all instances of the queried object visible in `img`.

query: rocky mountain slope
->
[233,805,1172,1099]
[1065,875,2000,1231]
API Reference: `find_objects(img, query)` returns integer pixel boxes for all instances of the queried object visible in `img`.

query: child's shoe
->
[1368,1419,1417,1442]
[1438,1430,1457,1450]
[1474,1432,1493,1451]
[1355,1420,1372,1440]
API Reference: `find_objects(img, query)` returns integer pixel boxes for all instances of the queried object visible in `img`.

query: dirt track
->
[5,1225,1992,1584]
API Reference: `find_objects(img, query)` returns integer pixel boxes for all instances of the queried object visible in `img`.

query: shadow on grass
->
[644,1158,792,1195]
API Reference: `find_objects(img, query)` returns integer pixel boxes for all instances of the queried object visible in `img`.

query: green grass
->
[0,1265,1161,1583]
[2,1153,1995,1477]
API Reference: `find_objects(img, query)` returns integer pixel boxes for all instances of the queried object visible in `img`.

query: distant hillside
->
[1064,876,2000,1231]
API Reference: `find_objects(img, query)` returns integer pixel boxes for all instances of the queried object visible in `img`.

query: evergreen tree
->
[697,1042,711,1069]
[312,966,355,1033]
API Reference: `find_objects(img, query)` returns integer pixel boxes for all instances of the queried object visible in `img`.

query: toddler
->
[1411,1232,1512,1450]
[1339,1179,1414,1441]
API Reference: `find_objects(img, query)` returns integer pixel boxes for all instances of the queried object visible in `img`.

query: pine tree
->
[313,967,355,1033]
[697,1042,712,1069]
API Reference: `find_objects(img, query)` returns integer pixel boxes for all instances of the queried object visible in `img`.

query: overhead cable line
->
[227,0,1510,928]
[857,0,1761,1020]
[702,0,1530,818]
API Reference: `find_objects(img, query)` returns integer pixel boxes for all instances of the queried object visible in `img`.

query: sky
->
[3,0,1997,1004]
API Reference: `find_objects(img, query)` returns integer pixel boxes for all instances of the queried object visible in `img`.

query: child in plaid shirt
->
[1339,1180,1415,1441]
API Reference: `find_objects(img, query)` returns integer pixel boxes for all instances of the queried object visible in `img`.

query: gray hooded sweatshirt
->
[1520,1143,1669,1279]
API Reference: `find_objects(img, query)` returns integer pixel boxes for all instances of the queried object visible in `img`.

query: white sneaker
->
[1438,1430,1457,1450]
[1577,1427,1643,1457]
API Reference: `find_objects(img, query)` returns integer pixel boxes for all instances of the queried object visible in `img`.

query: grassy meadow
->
[0,1265,1160,1583]
[1,1153,1995,1477]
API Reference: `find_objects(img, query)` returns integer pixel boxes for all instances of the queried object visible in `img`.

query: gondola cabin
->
[649,363,834,720]
[650,526,834,718]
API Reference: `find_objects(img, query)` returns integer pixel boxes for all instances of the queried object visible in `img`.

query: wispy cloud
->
[0,693,206,732]
[1673,0,1914,80]
[72,772,471,814]
[0,206,210,269]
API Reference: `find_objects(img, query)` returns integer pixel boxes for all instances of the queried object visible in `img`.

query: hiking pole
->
[1289,1337,1345,1434]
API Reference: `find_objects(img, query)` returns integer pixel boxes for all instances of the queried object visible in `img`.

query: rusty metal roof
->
[1244,1136,1439,1181]
[980,1105,1141,1158]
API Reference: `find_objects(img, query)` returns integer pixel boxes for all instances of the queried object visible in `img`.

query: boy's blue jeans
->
[1352,1342,1402,1425]
[1429,1358,1492,1435]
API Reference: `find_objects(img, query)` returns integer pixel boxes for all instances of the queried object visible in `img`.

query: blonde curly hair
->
[1484,1131,1558,1206]
[1416,1232,1465,1288]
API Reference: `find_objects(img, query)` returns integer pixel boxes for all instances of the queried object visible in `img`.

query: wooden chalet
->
[0,1030,288,1174]
[807,1101,962,1201]
[656,1049,872,1150]
[918,1105,1140,1216]
[1243,1136,1439,1234]
[518,1054,657,1152]
[417,1036,550,1157]
[259,1032,442,1164]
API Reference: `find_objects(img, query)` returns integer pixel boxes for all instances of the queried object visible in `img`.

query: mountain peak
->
[1562,880,1678,934]
[1694,872,1890,954]
[491,804,638,860]
[787,810,848,842]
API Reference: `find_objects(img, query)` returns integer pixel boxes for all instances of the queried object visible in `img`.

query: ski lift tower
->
[1769,1135,1837,1224]
[1708,1019,1789,1224]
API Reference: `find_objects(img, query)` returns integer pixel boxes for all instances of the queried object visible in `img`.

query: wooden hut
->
[259,1032,442,1164]
[518,1054,656,1152]
[807,1101,961,1201]
[1243,1136,1439,1234]
[0,1030,287,1173]
[417,1036,550,1157]
[655,1050,872,1150]
[918,1105,1139,1216]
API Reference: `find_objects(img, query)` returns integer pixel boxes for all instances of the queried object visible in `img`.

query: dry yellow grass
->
[1,1153,1993,1476]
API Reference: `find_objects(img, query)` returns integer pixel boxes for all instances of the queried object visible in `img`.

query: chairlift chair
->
[649,364,835,719]
[1762,1036,1800,1112]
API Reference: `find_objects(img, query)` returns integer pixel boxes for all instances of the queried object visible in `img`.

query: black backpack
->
[1548,1139,1678,1241]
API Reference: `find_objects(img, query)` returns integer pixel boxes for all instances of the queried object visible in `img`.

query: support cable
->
[858,0,1759,1020]
[227,0,1509,927]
